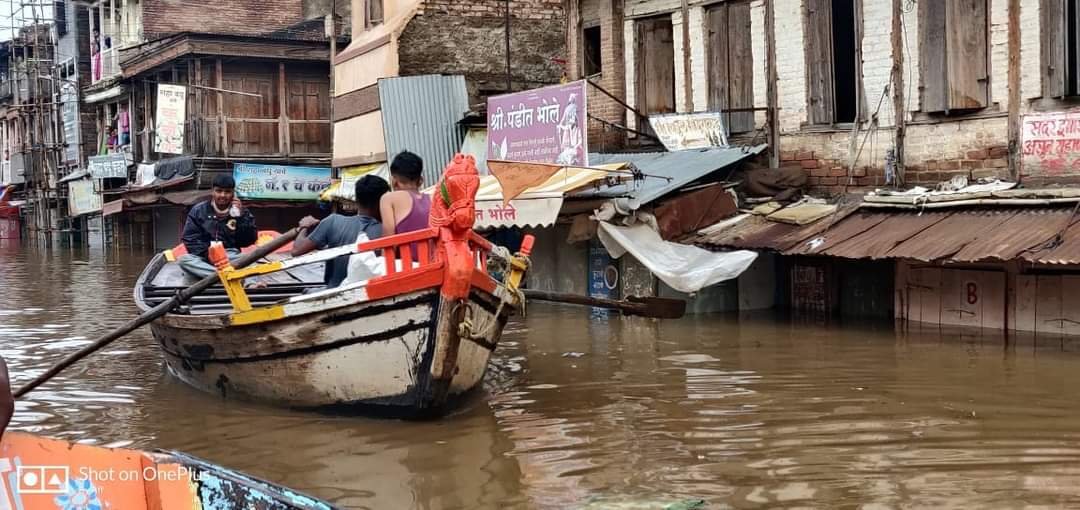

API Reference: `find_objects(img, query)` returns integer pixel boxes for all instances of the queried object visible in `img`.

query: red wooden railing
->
[355,228,494,278]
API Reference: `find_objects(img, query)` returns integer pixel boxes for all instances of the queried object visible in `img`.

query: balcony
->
[92,47,120,85]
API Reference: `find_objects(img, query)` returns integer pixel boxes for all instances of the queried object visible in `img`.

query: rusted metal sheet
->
[787,210,892,256]
[1023,217,1080,265]
[692,203,856,252]
[885,210,1015,262]
[814,211,950,259]
[952,208,1075,261]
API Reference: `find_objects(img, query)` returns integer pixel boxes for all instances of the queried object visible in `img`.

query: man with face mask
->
[177,174,259,280]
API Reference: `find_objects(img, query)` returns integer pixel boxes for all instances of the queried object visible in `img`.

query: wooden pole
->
[522,289,686,319]
[764,0,780,168]
[680,0,692,112]
[891,0,906,186]
[13,228,303,399]
[1007,0,1021,182]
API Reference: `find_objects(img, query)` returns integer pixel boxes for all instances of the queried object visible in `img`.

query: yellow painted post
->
[208,241,254,312]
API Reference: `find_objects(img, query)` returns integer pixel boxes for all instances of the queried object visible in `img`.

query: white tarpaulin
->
[475,196,563,229]
[597,222,758,294]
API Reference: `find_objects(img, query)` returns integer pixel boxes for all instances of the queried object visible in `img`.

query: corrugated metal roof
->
[577,145,766,209]
[693,204,1080,265]
[799,211,950,259]
[689,203,857,252]
[1022,216,1080,265]
[379,75,469,187]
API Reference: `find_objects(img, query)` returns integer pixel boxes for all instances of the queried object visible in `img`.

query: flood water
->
[6,239,1080,508]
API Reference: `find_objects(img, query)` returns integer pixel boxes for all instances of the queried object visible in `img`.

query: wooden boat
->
[0,431,337,509]
[133,154,531,417]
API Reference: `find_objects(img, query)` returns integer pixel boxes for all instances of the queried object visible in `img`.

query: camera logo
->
[16,466,69,494]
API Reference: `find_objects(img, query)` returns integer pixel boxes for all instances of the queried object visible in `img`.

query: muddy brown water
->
[5,239,1080,508]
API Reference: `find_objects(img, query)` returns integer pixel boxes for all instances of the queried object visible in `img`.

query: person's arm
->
[291,216,326,257]
[380,194,397,236]
[181,207,209,259]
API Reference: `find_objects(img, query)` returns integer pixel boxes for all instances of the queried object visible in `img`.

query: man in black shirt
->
[178,174,258,279]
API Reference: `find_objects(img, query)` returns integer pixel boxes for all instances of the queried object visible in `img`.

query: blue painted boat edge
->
[149,449,342,510]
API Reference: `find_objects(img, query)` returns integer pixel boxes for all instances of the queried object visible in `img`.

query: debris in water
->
[562,352,586,358]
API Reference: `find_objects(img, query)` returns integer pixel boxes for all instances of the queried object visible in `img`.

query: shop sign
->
[234,163,332,201]
[487,80,588,166]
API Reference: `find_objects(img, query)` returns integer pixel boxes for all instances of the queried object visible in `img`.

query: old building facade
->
[332,0,565,174]
[566,0,1078,193]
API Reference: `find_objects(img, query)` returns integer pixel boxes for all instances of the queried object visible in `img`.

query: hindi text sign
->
[68,179,102,217]
[155,84,187,154]
[234,163,332,201]
[88,154,128,179]
[487,81,588,167]
[648,112,729,151]
[1021,111,1080,178]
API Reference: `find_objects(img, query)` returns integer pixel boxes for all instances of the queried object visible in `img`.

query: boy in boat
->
[292,174,391,289]
[379,151,431,236]
[178,174,259,280]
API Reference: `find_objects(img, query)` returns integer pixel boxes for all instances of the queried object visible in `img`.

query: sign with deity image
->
[486,80,588,167]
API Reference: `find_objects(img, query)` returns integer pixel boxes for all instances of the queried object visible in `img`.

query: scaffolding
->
[4,0,66,239]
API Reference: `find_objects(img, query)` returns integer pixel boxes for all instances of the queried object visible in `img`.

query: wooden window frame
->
[706,0,755,134]
[918,0,992,116]
[802,0,865,127]
[1042,0,1080,99]
[583,22,603,78]
[365,0,384,30]
[634,14,677,139]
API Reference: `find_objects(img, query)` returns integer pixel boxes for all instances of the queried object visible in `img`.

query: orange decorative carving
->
[430,153,482,299]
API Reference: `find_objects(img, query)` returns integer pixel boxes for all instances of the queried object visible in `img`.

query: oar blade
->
[626,296,687,319]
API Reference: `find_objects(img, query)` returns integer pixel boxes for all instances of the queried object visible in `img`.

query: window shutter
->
[1042,0,1067,98]
[728,1,755,133]
[946,0,989,110]
[707,4,731,116]
[919,0,949,112]
[804,0,835,124]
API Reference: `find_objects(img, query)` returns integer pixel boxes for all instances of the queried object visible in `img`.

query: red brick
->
[795,151,814,161]
[810,168,829,177]
[986,158,1009,168]
[961,160,983,170]
[144,0,304,39]
[855,176,873,186]
[988,146,1009,159]
[819,176,838,185]
[780,151,797,161]
[966,149,989,160]
[852,166,867,177]
[939,160,962,170]
[781,160,802,169]
[801,159,821,169]
[829,167,847,177]
[808,176,821,185]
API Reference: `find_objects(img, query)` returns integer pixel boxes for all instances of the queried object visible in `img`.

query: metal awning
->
[577,145,767,210]
[58,170,90,184]
[84,84,127,104]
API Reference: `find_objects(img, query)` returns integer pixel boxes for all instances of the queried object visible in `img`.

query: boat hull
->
[0,431,337,509]
[151,287,508,416]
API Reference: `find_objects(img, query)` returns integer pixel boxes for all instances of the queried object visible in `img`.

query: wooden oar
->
[522,289,686,319]
[13,228,303,399]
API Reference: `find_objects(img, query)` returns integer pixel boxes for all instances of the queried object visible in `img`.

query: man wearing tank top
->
[379,151,432,237]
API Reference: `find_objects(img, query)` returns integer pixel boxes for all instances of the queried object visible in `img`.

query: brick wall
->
[420,0,562,19]
[583,0,626,149]
[142,0,304,40]
[399,0,565,107]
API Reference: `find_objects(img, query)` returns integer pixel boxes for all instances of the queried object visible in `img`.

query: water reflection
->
[7,242,1080,507]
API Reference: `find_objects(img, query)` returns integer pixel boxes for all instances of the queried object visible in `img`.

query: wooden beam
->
[216,59,227,158]
[680,0,692,112]
[765,0,779,168]
[566,0,583,81]
[194,58,202,155]
[142,79,151,162]
[1008,0,1021,182]
[891,0,905,186]
[279,62,289,157]
[332,83,380,122]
